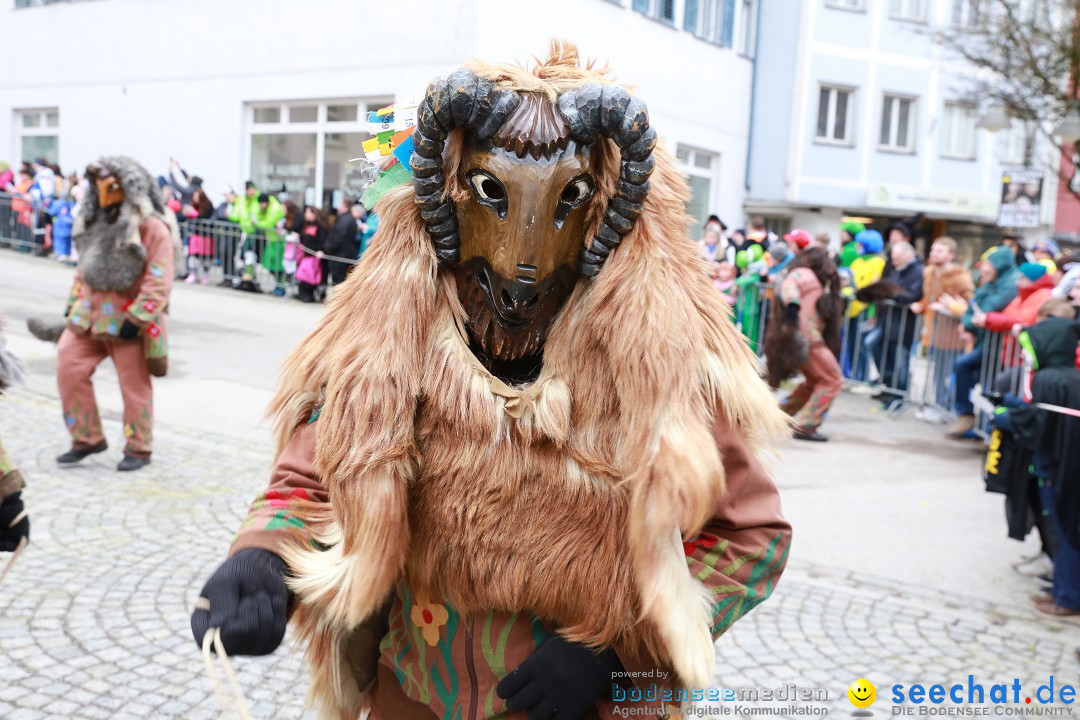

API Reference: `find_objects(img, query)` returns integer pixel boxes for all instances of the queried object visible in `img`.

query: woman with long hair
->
[766,246,845,441]
[295,206,329,303]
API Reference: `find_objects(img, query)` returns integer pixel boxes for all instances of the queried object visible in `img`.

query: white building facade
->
[745,0,1059,258]
[2,0,758,234]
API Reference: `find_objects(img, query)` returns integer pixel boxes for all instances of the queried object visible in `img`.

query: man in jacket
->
[948,246,1018,438]
[975,262,1056,393]
[323,199,362,285]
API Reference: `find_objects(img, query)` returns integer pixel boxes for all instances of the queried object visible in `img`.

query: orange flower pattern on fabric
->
[409,595,449,647]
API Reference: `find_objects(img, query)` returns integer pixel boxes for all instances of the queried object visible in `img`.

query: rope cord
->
[197,597,253,720]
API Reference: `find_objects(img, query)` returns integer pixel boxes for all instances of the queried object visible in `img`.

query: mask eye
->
[466,170,508,220]
[554,174,594,230]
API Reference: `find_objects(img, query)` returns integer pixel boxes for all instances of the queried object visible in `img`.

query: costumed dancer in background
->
[49,157,179,472]
[0,318,30,556]
[766,247,845,442]
[192,44,791,720]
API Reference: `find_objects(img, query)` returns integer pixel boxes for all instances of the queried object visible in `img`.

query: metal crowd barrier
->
[734,277,1022,433]
[0,191,49,253]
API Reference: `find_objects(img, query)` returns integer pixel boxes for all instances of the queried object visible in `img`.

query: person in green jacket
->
[252,193,285,275]
[228,180,260,234]
[948,246,1018,439]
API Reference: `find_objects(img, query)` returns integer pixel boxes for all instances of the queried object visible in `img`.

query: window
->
[825,0,864,10]
[676,145,720,241]
[816,86,855,145]
[997,118,1030,166]
[941,102,978,159]
[685,0,736,46]
[16,108,59,165]
[952,0,985,27]
[890,0,926,21]
[740,0,755,55]
[879,95,916,152]
[633,0,675,23]
[247,100,389,210]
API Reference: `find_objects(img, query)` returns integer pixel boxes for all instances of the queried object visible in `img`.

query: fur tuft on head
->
[466,39,615,101]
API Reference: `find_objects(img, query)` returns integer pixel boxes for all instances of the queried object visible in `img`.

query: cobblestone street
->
[1,255,1078,719]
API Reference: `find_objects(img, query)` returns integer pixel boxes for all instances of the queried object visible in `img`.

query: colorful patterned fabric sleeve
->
[617,414,791,680]
[126,218,175,328]
[229,420,330,559]
[690,414,791,639]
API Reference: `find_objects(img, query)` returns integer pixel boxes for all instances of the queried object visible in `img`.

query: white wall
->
[0,0,753,224]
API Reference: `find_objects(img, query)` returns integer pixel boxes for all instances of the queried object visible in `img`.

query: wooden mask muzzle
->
[411,68,657,361]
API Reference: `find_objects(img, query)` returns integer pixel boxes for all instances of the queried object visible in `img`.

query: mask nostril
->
[524,294,539,309]
[501,288,514,310]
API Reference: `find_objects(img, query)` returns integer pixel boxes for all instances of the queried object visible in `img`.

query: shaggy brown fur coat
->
[268,45,788,719]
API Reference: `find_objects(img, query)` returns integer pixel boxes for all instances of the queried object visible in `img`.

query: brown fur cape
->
[269,43,788,719]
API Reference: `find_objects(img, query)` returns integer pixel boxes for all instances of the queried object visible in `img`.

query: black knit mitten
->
[0,491,29,552]
[191,548,289,655]
[496,635,624,720]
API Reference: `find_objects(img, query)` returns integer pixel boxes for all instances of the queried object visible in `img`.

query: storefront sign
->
[866,184,998,220]
[996,168,1043,228]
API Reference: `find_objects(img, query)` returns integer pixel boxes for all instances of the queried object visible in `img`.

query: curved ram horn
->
[554,83,656,279]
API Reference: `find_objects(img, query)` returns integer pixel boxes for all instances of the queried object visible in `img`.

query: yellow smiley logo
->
[848,678,876,708]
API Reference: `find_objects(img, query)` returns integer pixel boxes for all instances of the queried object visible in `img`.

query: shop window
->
[677,144,720,240]
[16,108,59,165]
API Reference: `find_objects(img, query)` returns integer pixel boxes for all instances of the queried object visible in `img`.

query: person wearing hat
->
[699,214,732,264]
[973,261,1055,392]
[947,247,1019,438]
[999,231,1028,268]
[842,229,886,381]
[228,180,261,235]
[838,221,866,268]
[1032,238,1060,275]
[1053,254,1080,301]
[783,229,813,254]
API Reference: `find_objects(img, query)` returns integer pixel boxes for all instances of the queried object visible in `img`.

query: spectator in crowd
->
[167,159,202,205]
[31,158,55,204]
[47,193,76,262]
[1000,231,1027,268]
[253,192,286,281]
[975,262,1056,392]
[813,232,832,253]
[767,241,795,278]
[990,317,1080,617]
[183,187,216,284]
[356,202,378,258]
[838,221,866,268]
[857,241,924,405]
[1053,254,1080,300]
[711,260,737,306]
[912,236,974,420]
[783,229,813,254]
[296,206,329,303]
[228,181,260,235]
[767,247,845,442]
[0,162,13,191]
[947,247,1019,439]
[843,229,886,381]
[698,215,729,263]
[728,228,747,264]
[1032,238,1059,275]
[323,199,362,286]
[744,215,776,250]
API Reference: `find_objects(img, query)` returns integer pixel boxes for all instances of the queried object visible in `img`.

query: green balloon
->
[736,250,749,269]
[748,243,764,262]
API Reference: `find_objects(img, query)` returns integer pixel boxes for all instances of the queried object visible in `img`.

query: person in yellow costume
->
[841,229,886,380]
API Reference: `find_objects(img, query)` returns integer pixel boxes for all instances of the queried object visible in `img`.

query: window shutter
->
[685,0,699,31]
[721,0,736,46]
[662,0,675,20]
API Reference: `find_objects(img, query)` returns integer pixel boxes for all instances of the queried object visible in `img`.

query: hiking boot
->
[946,414,975,439]
[793,428,829,442]
[117,455,150,472]
[56,442,108,466]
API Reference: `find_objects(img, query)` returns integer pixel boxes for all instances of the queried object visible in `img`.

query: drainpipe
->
[744,0,764,194]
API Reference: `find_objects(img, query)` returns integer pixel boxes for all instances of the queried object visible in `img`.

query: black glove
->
[118,319,141,340]
[0,491,30,552]
[783,302,801,323]
[496,635,623,720]
[191,548,289,656]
